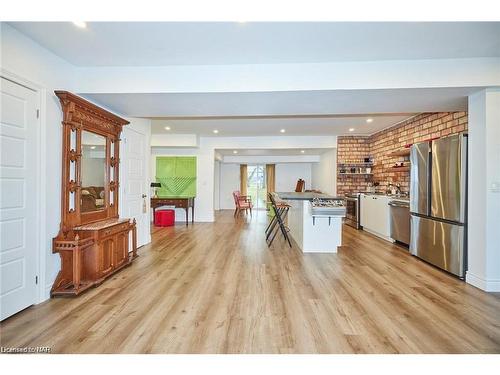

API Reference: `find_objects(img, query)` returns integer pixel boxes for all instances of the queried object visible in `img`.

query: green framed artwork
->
[156,156,197,197]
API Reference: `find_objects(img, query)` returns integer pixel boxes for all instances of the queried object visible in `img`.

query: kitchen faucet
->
[388,183,402,195]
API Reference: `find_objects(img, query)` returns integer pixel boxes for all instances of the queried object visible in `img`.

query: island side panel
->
[286,199,304,249]
[302,200,342,253]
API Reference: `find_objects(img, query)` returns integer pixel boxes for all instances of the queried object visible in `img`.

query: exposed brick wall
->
[337,112,468,196]
[337,136,372,196]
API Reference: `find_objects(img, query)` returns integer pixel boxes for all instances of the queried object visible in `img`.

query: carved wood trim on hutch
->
[51,91,137,297]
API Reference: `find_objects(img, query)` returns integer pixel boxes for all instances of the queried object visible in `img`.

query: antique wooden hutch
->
[51,91,137,297]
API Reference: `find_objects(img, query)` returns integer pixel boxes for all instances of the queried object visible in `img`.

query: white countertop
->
[361,193,409,202]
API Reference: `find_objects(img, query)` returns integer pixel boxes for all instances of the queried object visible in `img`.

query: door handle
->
[142,194,147,198]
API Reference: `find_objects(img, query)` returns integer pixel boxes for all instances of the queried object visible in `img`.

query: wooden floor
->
[1,210,500,354]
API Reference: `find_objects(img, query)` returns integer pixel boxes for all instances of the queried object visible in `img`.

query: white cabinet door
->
[1,78,38,320]
[370,196,381,234]
[366,195,377,232]
[371,196,390,237]
[360,194,369,228]
[361,194,392,240]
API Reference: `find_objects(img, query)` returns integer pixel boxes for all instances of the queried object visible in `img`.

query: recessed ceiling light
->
[280,129,286,133]
[366,118,373,123]
[164,126,171,130]
[349,128,355,132]
[72,21,87,28]
[213,129,219,134]
[300,150,305,153]
[233,150,238,154]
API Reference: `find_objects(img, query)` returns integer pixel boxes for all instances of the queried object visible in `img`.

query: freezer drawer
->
[410,215,465,278]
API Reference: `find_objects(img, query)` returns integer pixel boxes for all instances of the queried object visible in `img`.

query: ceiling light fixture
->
[213,129,219,134]
[90,146,96,150]
[366,118,373,123]
[349,128,355,132]
[164,126,171,130]
[233,150,238,154]
[72,21,87,28]
[280,129,286,133]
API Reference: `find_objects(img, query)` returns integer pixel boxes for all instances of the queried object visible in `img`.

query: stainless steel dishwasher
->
[389,200,410,245]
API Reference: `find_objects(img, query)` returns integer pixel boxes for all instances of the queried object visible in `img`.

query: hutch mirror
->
[80,130,107,213]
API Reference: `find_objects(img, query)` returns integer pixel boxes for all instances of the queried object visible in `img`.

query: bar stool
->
[266,193,292,248]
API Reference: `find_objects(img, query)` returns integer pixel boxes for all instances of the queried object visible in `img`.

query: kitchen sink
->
[387,194,410,199]
[364,192,409,199]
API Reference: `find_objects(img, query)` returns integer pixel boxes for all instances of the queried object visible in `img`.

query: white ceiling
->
[8,21,490,137]
[9,22,500,66]
[82,88,470,119]
[216,148,331,156]
[151,114,413,136]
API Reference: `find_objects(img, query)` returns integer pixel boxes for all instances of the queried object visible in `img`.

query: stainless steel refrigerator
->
[409,133,468,278]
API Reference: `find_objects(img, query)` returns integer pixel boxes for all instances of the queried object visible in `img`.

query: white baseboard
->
[466,271,500,292]
[362,228,395,243]
[41,283,51,303]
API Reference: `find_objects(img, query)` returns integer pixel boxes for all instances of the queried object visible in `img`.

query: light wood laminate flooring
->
[1,210,499,353]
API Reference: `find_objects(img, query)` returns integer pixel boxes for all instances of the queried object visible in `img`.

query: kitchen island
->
[277,192,346,253]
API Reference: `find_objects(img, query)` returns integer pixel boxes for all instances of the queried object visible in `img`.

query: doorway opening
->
[247,165,267,210]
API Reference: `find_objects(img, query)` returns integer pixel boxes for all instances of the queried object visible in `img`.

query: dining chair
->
[233,191,253,217]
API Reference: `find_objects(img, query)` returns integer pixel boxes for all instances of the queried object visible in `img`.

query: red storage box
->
[155,209,175,227]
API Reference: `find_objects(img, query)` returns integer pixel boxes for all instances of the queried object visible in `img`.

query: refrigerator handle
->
[460,133,468,223]
[427,142,432,216]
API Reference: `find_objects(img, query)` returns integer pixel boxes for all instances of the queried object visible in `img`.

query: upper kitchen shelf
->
[391,166,410,172]
[388,149,411,157]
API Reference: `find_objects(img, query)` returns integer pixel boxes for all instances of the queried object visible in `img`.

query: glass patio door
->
[247,165,267,210]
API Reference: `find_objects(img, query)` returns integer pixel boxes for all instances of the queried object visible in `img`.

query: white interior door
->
[0,78,39,321]
[120,126,150,247]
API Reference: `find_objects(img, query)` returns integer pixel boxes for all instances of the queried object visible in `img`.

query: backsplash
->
[337,112,468,196]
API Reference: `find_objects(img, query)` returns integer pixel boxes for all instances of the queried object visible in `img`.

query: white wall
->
[222,155,320,163]
[1,24,153,301]
[150,148,213,222]
[151,135,337,221]
[151,133,198,147]
[214,160,221,211]
[311,149,337,196]
[1,23,77,300]
[219,164,240,210]
[275,163,312,192]
[217,162,313,210]
[467,88,500,292]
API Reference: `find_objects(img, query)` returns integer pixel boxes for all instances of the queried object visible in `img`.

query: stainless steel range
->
[310,198,346,216]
